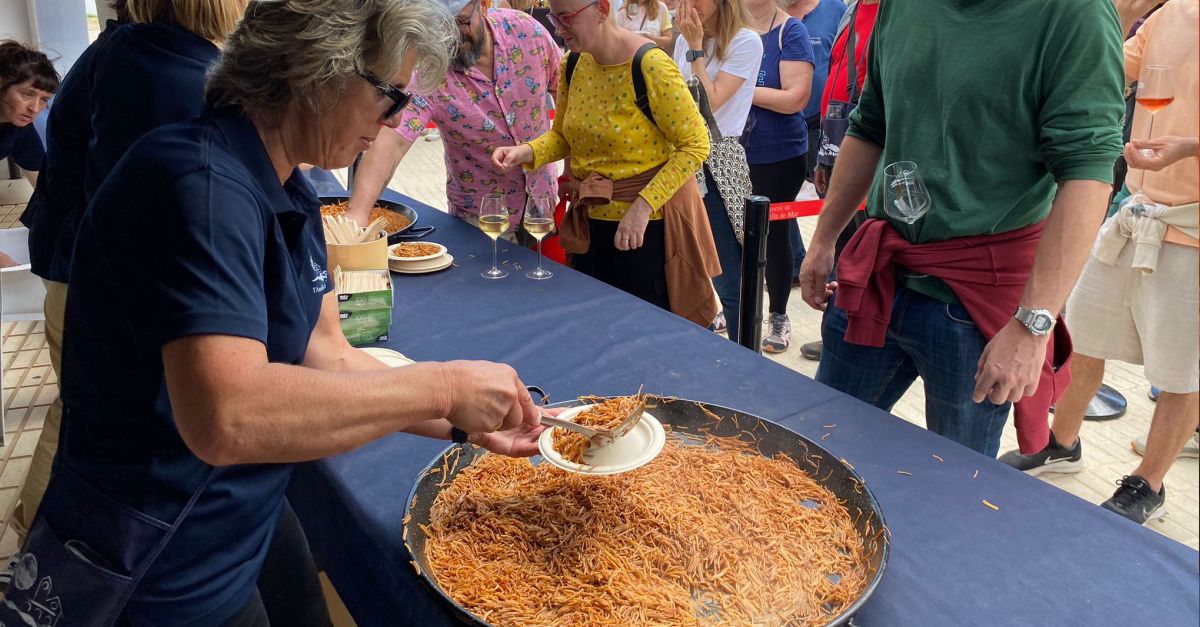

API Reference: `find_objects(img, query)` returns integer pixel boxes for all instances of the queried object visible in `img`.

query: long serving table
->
[288,182,1199,626]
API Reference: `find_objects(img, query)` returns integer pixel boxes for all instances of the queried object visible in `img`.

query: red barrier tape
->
[768,200,824,220]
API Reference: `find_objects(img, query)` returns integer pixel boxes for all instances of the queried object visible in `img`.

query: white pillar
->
[0,1,35,45]
[28,0,89,72]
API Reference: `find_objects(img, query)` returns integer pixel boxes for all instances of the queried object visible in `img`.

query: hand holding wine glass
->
[1135,65,1174,159]
[523,194,555,280]
[479,193,510,279]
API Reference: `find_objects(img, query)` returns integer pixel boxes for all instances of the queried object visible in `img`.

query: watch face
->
[1031,314,1053,334]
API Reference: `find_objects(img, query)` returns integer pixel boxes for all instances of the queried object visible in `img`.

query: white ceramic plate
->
[389,254,453,274]
[360,347,415,368]
[537,404,666,476]
[387,242,448,263]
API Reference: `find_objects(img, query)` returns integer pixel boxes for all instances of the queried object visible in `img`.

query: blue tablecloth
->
[290,182,1199,626]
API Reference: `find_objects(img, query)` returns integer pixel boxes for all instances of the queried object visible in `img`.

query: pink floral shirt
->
[396,9,561,224]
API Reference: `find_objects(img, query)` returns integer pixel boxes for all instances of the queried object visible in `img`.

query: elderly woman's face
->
[0,80,53,127]
[307,54,417,170]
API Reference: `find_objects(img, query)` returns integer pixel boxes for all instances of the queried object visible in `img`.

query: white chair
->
[0,226,46,322]
[0,226,43,443]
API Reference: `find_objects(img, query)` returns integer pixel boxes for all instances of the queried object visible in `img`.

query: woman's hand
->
[492,144,534,171]
[470,407,563,457]
[442,361,541,434]
[677,0,704,51]
[615,197,653,250]
[471,423,546,457]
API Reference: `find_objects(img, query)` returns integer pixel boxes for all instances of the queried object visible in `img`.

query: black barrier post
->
[738,196,771,352]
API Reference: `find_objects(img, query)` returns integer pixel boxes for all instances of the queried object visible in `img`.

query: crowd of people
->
[0,0,1194,622]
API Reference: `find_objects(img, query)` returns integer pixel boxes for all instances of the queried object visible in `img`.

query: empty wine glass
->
[883,161,930,225]
[478,193,509,279]
[523,194,555,280]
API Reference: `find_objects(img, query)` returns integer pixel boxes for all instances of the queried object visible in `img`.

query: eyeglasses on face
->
[359,71,413,121]
[548,0,597,29]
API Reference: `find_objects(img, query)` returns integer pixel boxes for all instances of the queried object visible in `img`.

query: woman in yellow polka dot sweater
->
[494,0,711,311]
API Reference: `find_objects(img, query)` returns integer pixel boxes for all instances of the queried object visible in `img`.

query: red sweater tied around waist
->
[836,218,1071,454]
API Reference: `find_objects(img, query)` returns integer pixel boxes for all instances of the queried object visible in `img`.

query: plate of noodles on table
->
[319,195,434,242]
[403,396,889,627]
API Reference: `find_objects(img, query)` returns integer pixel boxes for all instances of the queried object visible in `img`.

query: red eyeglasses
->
[548,0,597,29]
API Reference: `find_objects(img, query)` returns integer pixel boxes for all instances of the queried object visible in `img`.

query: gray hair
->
[206,0,454,126]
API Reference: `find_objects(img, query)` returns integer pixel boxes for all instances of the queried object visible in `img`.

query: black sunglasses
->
[359,71,413,121]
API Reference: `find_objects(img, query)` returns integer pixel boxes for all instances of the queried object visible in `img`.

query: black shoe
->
[1101,475,1165,525]
[998,432,1083,476]
[800,341,823,361]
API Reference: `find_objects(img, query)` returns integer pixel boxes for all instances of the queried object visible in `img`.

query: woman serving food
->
[6,1,543,625]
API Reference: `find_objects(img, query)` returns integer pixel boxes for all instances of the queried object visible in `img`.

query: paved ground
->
[0,139,1193,625]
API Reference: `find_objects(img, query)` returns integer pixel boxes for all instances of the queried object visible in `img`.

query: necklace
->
[755,8,779,35]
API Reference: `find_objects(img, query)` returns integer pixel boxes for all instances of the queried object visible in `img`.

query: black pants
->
[749,155,807,315]
[571,217,670,311]
[223,500,332,627]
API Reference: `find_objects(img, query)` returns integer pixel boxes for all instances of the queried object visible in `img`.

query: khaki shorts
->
[1066,236,1199,393]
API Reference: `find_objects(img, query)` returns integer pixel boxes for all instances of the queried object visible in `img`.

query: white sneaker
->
[1131,430,1200,458]
[762,313,791,354]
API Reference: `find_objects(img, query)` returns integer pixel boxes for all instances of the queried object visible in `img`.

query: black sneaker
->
[1101,475,1165,525]
[998,432,1083,476]
[800,341,823,361]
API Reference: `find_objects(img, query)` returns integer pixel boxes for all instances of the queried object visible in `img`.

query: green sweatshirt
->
[846,0,1125,303]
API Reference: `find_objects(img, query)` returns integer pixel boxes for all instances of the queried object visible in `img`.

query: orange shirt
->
[1125,0,1198,247]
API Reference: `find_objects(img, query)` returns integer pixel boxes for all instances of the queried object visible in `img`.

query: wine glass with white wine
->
[523,194,555,280]
[478,193,509,279]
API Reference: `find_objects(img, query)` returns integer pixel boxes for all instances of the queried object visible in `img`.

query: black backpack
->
[564,42,658,127]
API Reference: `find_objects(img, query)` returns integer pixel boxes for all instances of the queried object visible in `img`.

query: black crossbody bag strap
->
[566,45,656,126]
[845,2,860,106]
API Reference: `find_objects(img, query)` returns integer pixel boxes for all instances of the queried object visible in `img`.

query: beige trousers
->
[16,279,67,530]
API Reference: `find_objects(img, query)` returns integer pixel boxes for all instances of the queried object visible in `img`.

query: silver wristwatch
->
[1014,306,1055,336]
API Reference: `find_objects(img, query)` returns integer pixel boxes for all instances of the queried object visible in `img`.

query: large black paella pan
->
[403,398,889,626]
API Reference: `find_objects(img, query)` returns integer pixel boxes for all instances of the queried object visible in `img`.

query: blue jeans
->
[700,168,744,341]
[816,287,1011,457]
[703,170,743,343]
[789,219,806,281]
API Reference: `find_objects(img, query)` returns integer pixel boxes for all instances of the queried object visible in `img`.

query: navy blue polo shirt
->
[745,19,815,165]
[21,19,121,280]
[0,122,44,171]
[59,107,330,625]
[22,21,217,283]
